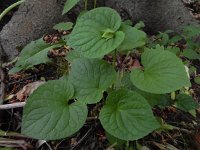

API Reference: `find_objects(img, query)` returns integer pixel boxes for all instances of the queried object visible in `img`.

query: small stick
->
[86,116,98,121]
[0,102,26,110]
[94,0,97,8]
[71,127,93,150]
[173,126,193,134]
[106,143,117,150]
[0,139,26,145]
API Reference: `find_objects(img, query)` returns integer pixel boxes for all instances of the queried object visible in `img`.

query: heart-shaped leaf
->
[69,58,117,104]
[119,24,146,50]
[22,79,87,140]
[99,89,160,140]
[68,7,125,58]
[130,48,191,94]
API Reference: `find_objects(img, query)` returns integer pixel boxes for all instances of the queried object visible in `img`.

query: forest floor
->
[0,0,200,150]
[1,35,200,150]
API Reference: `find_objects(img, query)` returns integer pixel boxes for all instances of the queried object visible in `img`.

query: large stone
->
[105,0,200,34]
[0,0,69,61]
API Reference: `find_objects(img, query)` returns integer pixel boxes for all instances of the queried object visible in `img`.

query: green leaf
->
[14,38,62,70]
[0,129,6,136]
[189,109,196,117]
[69,58,117,104]
[0,148,13,150]
[194,76,200,84]
[181,49,200,60]
[168,35,182,43]
[130,48,191,94]
[121,72,137,91]
[53,22,73,31]
[101,28,115,40]
[99,89,160,140]
[189,66,197,75]
[77,10,88,20]
[175,94,199,112]
[123,20,132,26]
[105,132,125,148]
[137,90,171,107]
[68,7,125,58]
[119,73,171,107]
[62,0,80,15]
[65,50,83,62]
[134,21,145,29]
[158,32,169,46]
[165,46,180,55]
[152,44,165,51]
[187,40,200,49]
[61,35,69,43]
[8,66,23,74]
[119,24,146,50]
[182,25,200,39]
[22,79,87,140]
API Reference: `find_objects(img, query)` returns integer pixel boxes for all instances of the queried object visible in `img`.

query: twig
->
[0,102,26,110]
[86,116,98,121]
[173,126,193,134]
[94,0,97,8]
[106,143,117,150]
[0,139,26,145]
[71,127,93,150]
[0,138,33,149]
[84,0,88,10]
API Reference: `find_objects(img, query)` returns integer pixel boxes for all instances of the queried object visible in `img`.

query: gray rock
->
[105,0,200,34]
[0,0,69,62]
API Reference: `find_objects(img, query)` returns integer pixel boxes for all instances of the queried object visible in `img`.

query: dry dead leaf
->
[16,81,45,101]
[130,59,141,70]
[193,14,200,19]
[70,138,77,145]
